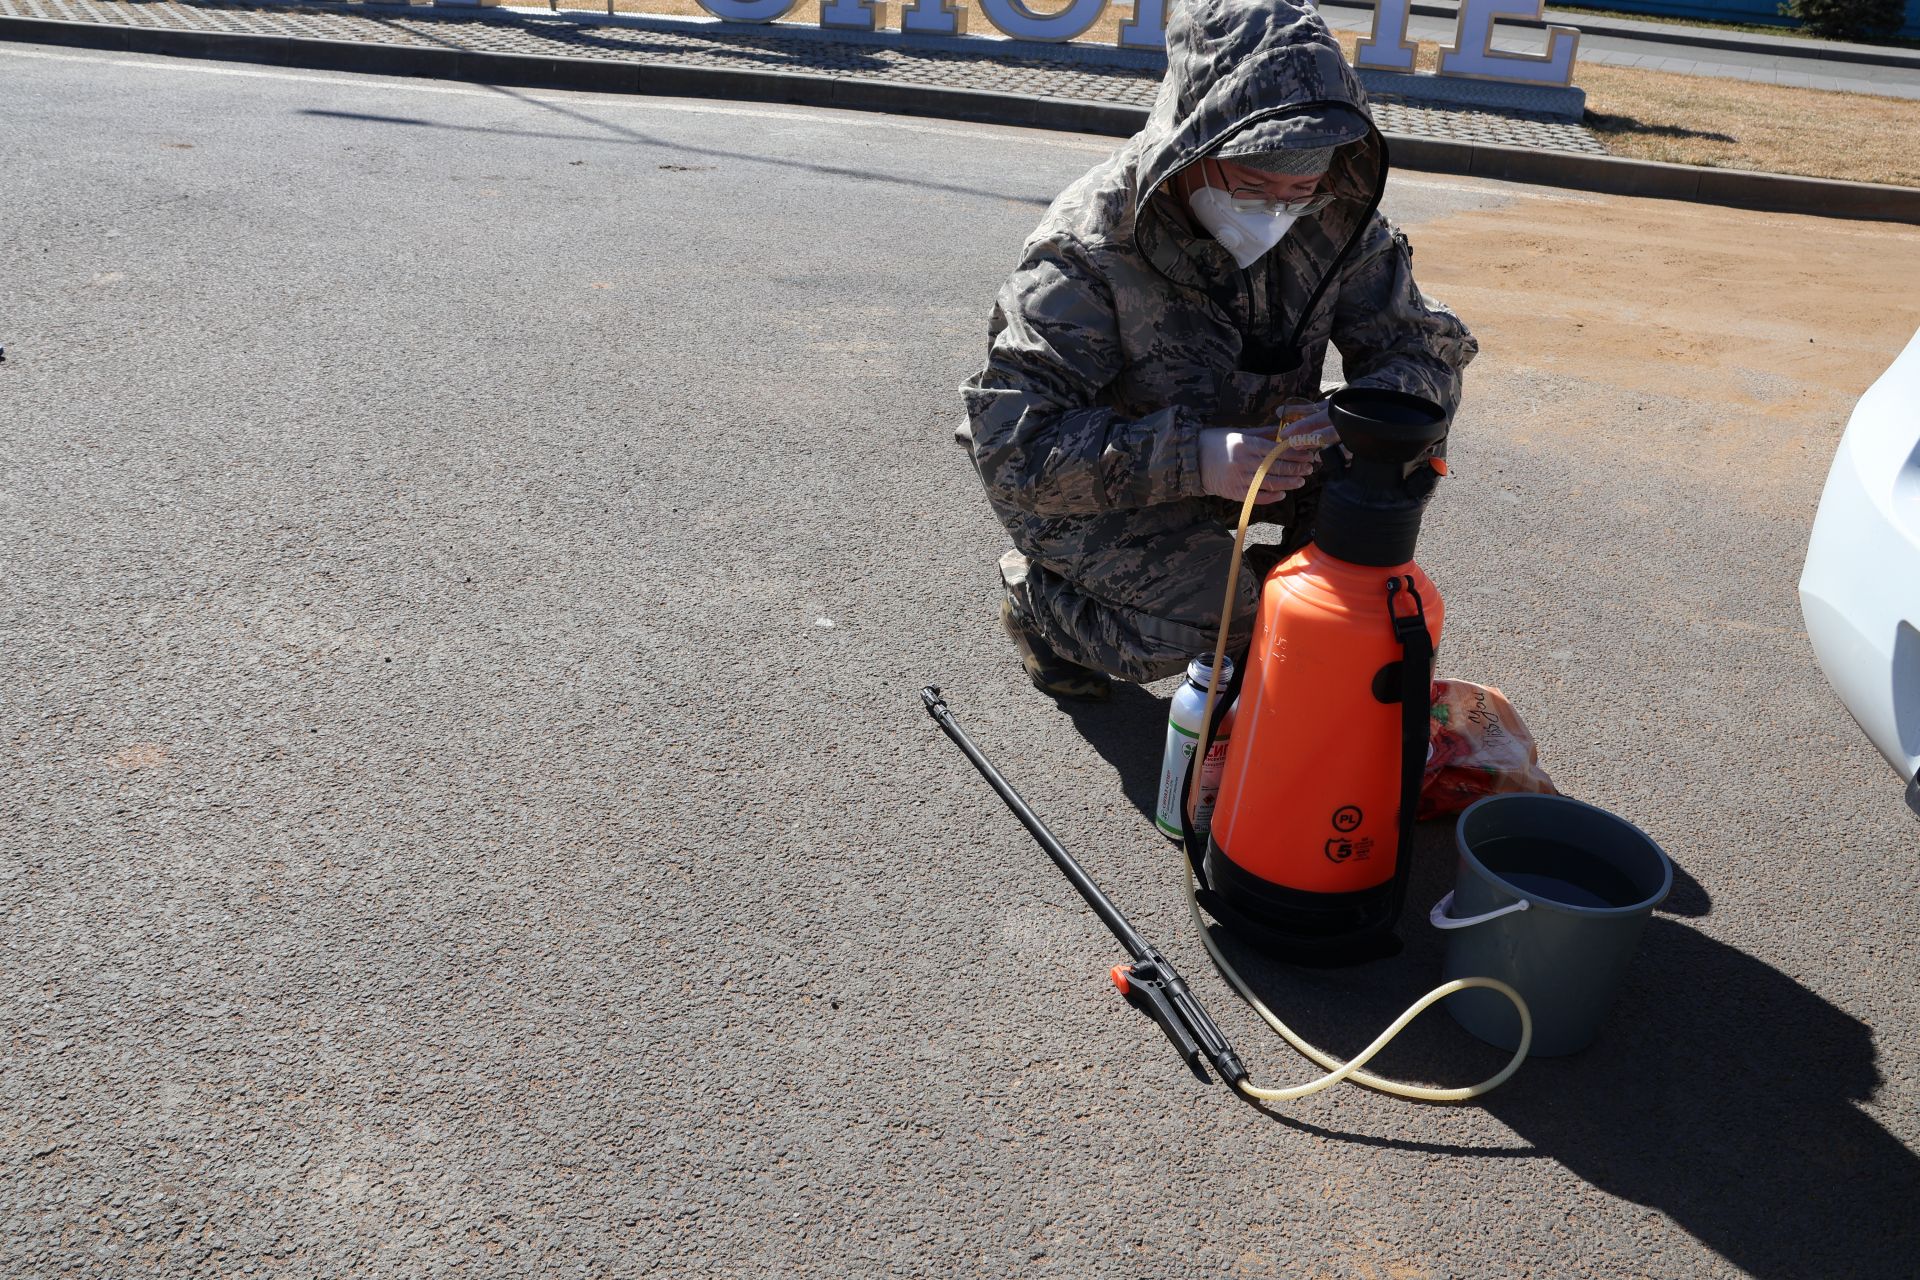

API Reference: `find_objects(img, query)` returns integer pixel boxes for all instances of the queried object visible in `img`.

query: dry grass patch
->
[1319,32,1920,187]
[539,2,1920,187]
[1575,63,1920,187]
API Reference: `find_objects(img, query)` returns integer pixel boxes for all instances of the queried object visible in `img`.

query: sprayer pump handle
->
[1327,386,1449,462]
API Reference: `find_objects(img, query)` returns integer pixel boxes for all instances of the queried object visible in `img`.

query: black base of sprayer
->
[1197,839,1406,965]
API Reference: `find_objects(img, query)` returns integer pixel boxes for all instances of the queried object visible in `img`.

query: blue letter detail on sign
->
[977,0,1105,42]
[1355,0,1418,71]
[900,0,969,35]
[1117,0,1167,49]
[697,0,799,19]
[1438,0,1580,85]
[821,0,889,29]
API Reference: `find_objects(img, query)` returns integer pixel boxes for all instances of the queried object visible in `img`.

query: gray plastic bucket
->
[1434,794,1673,1057]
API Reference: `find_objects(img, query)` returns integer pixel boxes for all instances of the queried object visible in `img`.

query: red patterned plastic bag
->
[1420,679,1558,820]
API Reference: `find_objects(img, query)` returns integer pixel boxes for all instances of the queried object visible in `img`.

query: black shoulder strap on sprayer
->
[1382,575,1434,931]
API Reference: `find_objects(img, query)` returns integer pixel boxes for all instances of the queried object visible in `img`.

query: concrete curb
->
[1396,0,1920,69]
[7,14,1920,224]
[1387,135,1920,221]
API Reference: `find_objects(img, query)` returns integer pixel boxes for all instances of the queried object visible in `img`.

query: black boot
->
[999,597,1111,702]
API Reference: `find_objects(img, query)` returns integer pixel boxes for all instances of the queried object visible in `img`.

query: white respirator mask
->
[1188,185,1301,270]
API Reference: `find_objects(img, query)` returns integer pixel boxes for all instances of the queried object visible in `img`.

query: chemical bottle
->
[1155,654,1233,840]
[1189,694,1238,839]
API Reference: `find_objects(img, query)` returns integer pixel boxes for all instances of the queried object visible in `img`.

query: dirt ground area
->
[1406,188,1920,478]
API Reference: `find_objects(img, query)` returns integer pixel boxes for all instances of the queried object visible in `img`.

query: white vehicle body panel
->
[1799,325,1920,812]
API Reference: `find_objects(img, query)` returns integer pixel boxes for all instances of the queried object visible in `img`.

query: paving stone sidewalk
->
[0,0,1607,152]
[1318,0,1920,101]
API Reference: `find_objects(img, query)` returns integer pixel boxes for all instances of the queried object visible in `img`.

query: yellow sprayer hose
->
[1184,424,1532,1103]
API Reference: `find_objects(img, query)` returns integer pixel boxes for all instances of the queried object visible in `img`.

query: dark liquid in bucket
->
[1473,836,1649,910]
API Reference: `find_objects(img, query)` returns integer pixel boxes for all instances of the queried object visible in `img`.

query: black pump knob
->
[1327,387,1449,465]
[1311,388,1451,568]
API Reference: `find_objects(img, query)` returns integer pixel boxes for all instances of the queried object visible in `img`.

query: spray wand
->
[921,687,1249,1090]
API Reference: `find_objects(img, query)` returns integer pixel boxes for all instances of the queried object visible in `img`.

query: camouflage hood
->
[958,0,1475,546]
[1133,0,1384,290]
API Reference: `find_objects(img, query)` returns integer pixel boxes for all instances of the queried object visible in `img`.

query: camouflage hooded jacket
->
[959,0,1477,519]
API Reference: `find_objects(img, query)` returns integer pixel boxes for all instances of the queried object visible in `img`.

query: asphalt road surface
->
[4,45,1916,1280]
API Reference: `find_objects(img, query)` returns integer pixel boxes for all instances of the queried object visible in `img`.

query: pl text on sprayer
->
[690,0,1582,89]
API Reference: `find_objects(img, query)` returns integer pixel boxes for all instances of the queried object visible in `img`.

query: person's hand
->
[1199,426,1316,503]
[1276,399,1339,454]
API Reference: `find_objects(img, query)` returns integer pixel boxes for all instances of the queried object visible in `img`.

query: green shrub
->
[1780,0,1906,40]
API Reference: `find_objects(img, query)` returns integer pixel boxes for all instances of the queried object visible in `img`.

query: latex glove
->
[1276,399,1339,454]
[1199,426,1316,503]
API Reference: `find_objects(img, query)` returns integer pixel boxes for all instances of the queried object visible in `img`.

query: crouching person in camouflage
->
[958,0,1477,701]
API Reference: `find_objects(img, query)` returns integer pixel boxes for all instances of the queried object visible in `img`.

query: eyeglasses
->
[1222,186,1336,217]
[1208,160,1334,217]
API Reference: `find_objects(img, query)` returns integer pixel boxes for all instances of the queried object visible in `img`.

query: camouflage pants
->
[996,476,1322,684]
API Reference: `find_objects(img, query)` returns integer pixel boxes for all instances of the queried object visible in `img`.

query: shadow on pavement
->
[1200,833,1915,1278]
[1659,854,1712,916]
[1485,917,1919,1279]
[1584,113,1738,144]
[1058,681,1171,824]
[1062,697,1911,1274]
[297,97,1058,210]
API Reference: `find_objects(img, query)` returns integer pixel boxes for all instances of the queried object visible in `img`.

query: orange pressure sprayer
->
[1194,388,1451,957]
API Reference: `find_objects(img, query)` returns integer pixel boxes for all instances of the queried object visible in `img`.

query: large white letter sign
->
[1116,0,1167,49]
[1437,0,1580,85]
[900,0,969,35]
[1354,0,1417,72]
[978,0,1106,41]
[820,0,889,30]
[696,0,799,19]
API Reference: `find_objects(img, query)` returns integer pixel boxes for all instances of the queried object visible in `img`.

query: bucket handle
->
[1430,891,1530,930]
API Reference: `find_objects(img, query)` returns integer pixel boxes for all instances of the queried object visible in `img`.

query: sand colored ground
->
[533,1,1920,186]
[1406,185,1920,486]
